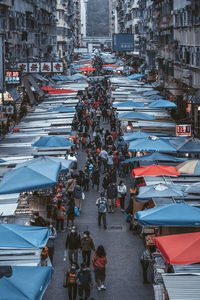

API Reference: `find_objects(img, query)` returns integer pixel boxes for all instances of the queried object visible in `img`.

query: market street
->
[44,134,154,300]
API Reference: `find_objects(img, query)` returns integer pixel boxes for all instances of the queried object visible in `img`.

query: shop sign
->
[176,124,191,137]
[5,70,21,85]
[40,62,52,73]
[29,62,40,73]
[17,63,28,72]
[0,105,13,114]
[52,62,63,72]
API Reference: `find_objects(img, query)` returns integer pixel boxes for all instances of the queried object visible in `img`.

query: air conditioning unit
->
[183,69,191,78]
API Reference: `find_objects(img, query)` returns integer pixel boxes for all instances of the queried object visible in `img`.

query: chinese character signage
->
[176,124,191,137]
[29,62,40,73]
[17,62,63,73]
[113,34,134,52]
[52,62,63,72]
[18,63,28,72]
[41,62,52,73]
[5,70,21,85]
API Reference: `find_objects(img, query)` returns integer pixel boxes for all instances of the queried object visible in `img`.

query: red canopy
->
[155,232,200,265]
[49,89,76,95]
[41,86,57,92]
[103,64,117,68]
[132,164,180,177]
[78,67,96,71]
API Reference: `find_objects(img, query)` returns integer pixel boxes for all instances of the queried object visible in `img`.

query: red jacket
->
[93,253,107,268]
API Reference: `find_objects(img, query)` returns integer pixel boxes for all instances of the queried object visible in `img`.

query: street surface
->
[44,131,154,300]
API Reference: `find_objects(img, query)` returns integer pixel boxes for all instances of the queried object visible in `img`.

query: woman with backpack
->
[64,263,78,300]
[92,245,107,291]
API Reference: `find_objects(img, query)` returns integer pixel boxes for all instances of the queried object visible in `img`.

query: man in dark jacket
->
[81,231,95,267]
[66,226,81,264]
[107,182,118,213]
[77,263,93,300]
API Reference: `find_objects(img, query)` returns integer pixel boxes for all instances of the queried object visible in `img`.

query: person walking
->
[77,263,93,300]
[47,224,57,263]
[81,231,95,267]
[92,165,100,192]
[99,147,108,173]
[107,181,118,213]
[140,247,151,284]
[54,201,66,232]
[73,183,83,212]
[65,226,81,264]
[66,175,76,200]
[117,181,127,212]
[96,192,107,229]
[92,245,107,291]
[64,263,77,300]
[66,198,75,229]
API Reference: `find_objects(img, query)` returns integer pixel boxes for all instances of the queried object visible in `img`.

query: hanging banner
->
[18,63,28,73]
[5,70,21,86]
[40,62,52,73]
[29,62,40,73]
[52,62,63,72]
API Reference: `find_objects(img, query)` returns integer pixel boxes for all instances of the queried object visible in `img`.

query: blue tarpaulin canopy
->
[175,138,200,154]
[136,184,184,201]
[32,136,74,148]
[16,156,73,174]
[122,131,150,141]
[0,159,61,194]
[0,266,54,300]
[143,90,160,96]
[0,224,49,248]
[113,100,144,108]
[68,74,87,80]
[118,111,155,121]
[102,66,115,71]
[48,106,76,113]
[135,203,200,226]
[148,100,177,108]
[121,152,186,165]
[127,74,146,80]
[147,95,165,100]
[51,75,70,81]
[0,158,6,163]
[128,137,177,153]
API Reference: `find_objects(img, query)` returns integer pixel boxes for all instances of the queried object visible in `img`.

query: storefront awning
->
[7,88,20,103]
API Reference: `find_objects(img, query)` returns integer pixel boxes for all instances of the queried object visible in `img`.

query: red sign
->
[176,124,191,137]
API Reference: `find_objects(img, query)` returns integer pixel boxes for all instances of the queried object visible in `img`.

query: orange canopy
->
[49,89,76,95]
[78,67,96,71]
[155,232,200,265]
[132,164,180,177]
[102,64,117,68]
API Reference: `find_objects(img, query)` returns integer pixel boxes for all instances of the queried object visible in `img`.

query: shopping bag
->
[63,273,68,288]
[74,206,80,217]
[82,192,85,200]
[116,198,120,207]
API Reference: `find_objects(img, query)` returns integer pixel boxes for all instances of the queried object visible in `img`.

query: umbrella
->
[122,152,186,164]
[49,89,76,95]
[118,111,155,121]
[135,203,200,227]
[0,266,54,300]
[128,136,177,153]
[175,138,200,154]
[113,100,144,108]
[48,106,76,113]
[32,136,74,148]
[176,160,200,175]
[0,160,61,194]
[136,184,184,201]
[185,182,200,193]
[143,90,160,96]
[127,74,146,80]
[78,67,96,71]
[132,164,180,177]
[41,86,57,92]
[0,224,49,248]
[148,100,177,108]
[155,232,200,265]
[15,156,73,174]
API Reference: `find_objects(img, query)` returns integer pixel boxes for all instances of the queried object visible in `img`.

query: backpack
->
[68,271,76,285]
[98,200,106,213]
